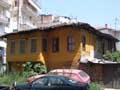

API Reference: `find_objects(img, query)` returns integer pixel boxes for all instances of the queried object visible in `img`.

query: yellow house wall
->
[46,27,96,70]
[7,31,47,65]
[6,26,96,70]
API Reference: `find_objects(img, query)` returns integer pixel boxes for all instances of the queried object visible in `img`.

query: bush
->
[0,62,48,86]
[89,82,100,90]
[22,61,47,75]
[103,51,120,62]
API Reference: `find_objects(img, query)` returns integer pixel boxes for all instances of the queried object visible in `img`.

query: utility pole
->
[115,17,119,30]
[17,0,20,31]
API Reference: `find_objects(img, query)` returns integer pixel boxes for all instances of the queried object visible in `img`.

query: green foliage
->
[89,82,100,90]
[103,51,113,61]
[103,51,120,62]
[22,61,47,75]
[33,63,47,74]
[0,72,26,86]
[0,62,47,86]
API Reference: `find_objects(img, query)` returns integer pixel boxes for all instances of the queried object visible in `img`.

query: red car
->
[48,69,90,83]
[27,69,90,84]
[27,74,46,83]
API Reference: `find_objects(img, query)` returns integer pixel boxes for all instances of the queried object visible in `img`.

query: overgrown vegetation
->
[103,50,120,62]
[22,62,47,77]
[0,62,47,86]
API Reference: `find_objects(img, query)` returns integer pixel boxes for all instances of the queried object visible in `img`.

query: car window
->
[32,77,48,86]
[79,71,88,77]
[48,77,65,86]
[64,76,78,84]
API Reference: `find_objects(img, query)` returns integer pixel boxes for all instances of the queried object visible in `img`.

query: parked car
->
[48,69,90,83]
[14,75,89,90]
[0,86,10,90]
[27,74,46,83]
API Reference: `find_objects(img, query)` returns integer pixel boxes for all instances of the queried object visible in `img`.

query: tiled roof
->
[1,22,119,41]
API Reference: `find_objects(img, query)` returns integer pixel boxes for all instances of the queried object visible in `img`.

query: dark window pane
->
[82,36,86,51]
[10,40,15,54]
[42,38,48,52]
[67,36,75,52]
[52,38,59,52]
[19,40,25,54]
[30,38,37,53]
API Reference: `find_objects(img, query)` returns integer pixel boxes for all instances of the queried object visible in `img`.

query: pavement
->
[104,88,120,90]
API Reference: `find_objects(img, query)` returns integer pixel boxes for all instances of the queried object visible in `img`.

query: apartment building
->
[0,0,41,73]
[0,0,10,73]
[35,14,78,28]
[10,0,41,31]
[97,24,120,50]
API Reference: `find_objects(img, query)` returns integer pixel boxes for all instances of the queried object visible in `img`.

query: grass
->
[0,72,27,86]
[89,82,101,90]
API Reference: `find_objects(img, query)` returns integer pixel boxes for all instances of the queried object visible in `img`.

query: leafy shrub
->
[89,82,100,90]
[103,51,113,61]
[0,62,47,86]
[22,61,47,76]
[103,51,120,62]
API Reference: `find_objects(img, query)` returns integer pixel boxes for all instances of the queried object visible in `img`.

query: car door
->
[30,76,50,90]
[47,76,75,90]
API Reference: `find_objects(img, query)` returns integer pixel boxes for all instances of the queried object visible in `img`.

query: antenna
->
[115,17,119,30]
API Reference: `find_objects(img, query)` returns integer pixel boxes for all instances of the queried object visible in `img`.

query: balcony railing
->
[0,14,9,24]
[20,21,37,30]
[22,5,37,16]
[0,0,10,8]
[28,0,41,11]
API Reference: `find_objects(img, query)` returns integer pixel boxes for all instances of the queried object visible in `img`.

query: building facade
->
[3,22,117,71]
[10,0,41,31]
[0,0,41,73]
[35,14,78,28]
[97,24,120,50]
[0,0,11,73]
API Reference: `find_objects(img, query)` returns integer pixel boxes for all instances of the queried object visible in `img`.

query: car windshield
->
[79,71,88,77]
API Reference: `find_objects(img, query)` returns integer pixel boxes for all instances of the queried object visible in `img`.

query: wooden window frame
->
[82,36,86,51]
[10,40,15,55]
[30,38,37,53]
[42,38,48,52]
[52,37,59,52]
[67,36,75,52]
[19,39,25,54]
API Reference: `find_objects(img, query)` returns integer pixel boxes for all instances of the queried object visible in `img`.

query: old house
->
[2,22,118,72]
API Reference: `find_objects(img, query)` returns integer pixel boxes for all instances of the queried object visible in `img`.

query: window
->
[52,38,59,52]
[14,0,18,7]
[67,36,75,52]
[19,39,25,54]
[30,38,37,53]
[0,47,4,56]
[49,77,64,86]
[10,40,15,54]
[42,38,48,52]
[32,77,48,86]
[82,36,86,51]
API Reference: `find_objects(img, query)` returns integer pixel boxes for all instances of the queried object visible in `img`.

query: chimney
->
[105,24,108,28]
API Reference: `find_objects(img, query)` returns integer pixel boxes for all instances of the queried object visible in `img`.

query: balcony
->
[28,0,41,12]
[20,21,37,30]
[0,14,9,25]
[22,5,37,16]
[0,0,10,8]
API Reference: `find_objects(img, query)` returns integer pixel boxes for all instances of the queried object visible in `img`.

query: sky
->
[41,0,120,29]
